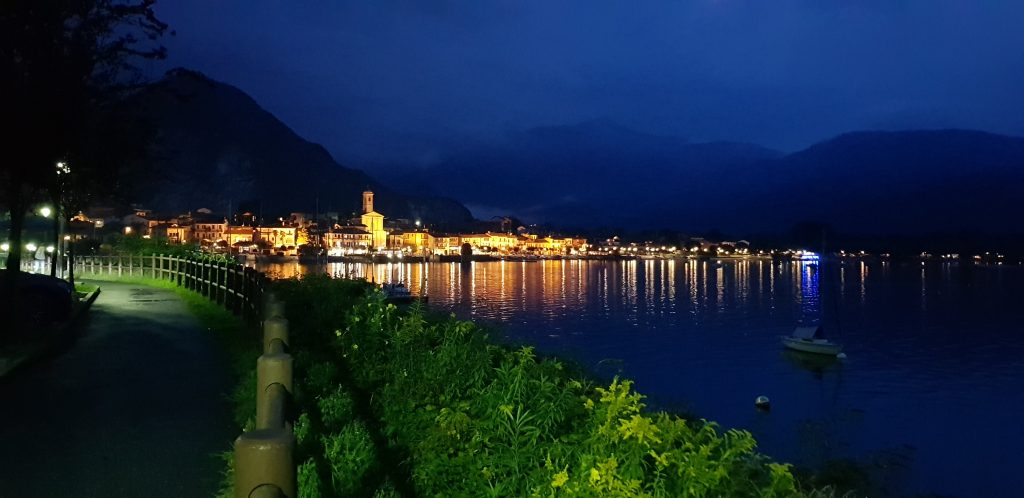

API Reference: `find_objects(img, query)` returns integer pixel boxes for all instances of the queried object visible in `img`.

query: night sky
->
[154,1,1024,168]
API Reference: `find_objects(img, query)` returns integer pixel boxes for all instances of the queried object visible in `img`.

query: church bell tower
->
[362,190,374,214]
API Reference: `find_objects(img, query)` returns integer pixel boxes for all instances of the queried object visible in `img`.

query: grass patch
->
[74,273,180,289]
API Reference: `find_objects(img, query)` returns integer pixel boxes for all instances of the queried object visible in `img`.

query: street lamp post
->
[55,161,70,279]
[37,205,56,275]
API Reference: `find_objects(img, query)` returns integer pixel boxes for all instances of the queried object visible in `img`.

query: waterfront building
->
[565,237,588,254]
[233,211,257,226]
[257,225,298,253]
[360,190,389,250]
[225,226,256,248]
[121,212,160,236]
[520,234,556,254]
[71,211,105,229]
[167,224,192,244]
[131,207,153,219]
[389,229,435,255]
[459,232,519,254]
[432,234,460,255]
[194,216,228,245]
[150,223,193,244]
[323,226,372,255]
[386,233,405,252]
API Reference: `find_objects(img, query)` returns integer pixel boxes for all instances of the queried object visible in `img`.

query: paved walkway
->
[0,282,234,497]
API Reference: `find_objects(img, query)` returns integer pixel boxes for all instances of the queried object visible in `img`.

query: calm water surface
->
[256,259,1024,498]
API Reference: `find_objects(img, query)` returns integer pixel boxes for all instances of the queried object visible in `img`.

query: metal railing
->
[73,254,267,324]
[71,254,296,497]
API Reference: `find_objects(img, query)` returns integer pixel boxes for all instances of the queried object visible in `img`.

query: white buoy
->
[836,353,848,359]
[754,395,771,410]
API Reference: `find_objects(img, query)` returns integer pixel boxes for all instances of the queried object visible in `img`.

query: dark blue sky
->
[154,1,1024,167]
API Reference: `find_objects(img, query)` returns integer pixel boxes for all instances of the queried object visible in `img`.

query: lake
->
[253,258,1024,498]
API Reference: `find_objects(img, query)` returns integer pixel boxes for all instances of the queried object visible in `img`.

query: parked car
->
[0,270,74,331]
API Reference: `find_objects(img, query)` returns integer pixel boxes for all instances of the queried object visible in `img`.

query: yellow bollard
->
[234,429,295,498]
[263,317,289,352]
[256,352,292,429]
[264,299,286,321]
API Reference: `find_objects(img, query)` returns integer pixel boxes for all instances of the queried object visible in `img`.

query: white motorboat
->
[381,282,427,304]
[781,326,843,356]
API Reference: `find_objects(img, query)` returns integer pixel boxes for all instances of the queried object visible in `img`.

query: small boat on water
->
[381,282,427,304]
[781,325,843,356]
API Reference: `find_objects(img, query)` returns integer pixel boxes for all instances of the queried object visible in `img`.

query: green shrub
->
[214,450,235,498]
[318,387,355,429]
[230,369,257,430]
[265,275,809,497]
[322,421,377,497]
[298,457,325,498]
[372,480,401,498]
[305,361,341,396]
[295,412,314,451]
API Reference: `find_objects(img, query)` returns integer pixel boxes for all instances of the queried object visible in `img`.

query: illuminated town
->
[71,190,589,260]
[58,188,1013,266]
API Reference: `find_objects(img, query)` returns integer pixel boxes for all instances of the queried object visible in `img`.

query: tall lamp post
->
[37,206,54,275]
[54,161,70,279]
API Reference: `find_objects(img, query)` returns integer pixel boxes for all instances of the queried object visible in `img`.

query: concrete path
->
[0,282,234,497]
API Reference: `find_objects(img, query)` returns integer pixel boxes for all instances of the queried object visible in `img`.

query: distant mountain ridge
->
[374,120,783,226]
[754,129,1024,234]
[373,124,1024,235]
[126,68,473,225]
[126,69,1024,237]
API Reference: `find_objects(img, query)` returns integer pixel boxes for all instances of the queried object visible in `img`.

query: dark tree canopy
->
[1,0,168,270]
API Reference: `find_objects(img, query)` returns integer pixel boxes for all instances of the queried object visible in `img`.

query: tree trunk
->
[50,212,59,276]
[5,197,26,273]
[68,240,75,286]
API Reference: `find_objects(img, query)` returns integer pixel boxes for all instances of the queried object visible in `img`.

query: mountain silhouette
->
[373,120,781,228]
[373,124,1024,235]
[755,130,1024,234]
[125,68,473,225]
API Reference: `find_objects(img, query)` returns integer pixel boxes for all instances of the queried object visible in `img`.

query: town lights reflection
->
[250,259,832,327]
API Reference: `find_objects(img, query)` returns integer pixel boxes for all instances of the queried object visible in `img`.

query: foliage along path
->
[0,281,233,497]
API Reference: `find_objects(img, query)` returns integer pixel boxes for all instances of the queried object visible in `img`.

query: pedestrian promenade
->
[0,282,233,497]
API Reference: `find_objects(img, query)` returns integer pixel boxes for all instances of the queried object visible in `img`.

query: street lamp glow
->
[46,245,55,253]
[26,243,37,252]
[39,206,52,217]
[0,243,8,252]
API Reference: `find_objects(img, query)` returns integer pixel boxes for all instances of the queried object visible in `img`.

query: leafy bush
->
[322,421,378,496]
[106,235,198,257]
[298,457,324,498]
[317,387,355,429]
[263,274,809,497]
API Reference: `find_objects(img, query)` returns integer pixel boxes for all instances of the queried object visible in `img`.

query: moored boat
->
[781,326,842,356]
[381,282,427,304]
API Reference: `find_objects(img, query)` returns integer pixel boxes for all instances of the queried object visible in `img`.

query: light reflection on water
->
[253,259,1024,498]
